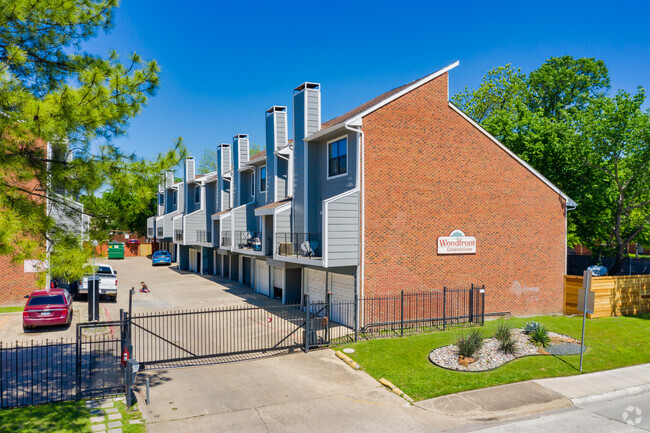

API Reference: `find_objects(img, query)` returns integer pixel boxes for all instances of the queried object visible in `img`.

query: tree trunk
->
[608,244,626,276]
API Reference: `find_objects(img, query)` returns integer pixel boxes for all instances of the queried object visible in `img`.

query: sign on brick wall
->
[437,230,476,254]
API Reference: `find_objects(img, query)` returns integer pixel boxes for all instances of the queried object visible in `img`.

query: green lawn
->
[0,306,22,313]
[0,399,146,433]
[340,314,650,401]
[0,400,90,432]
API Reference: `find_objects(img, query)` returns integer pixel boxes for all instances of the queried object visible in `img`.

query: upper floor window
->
[159,193,164,205]
[260,166,267,192]
[328,138,347,178]
[173,190,177,207]
[194,185,201,204]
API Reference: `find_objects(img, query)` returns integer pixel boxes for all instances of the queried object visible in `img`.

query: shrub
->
[529,326,551,348]
[494,319,512,342]
[524,321,542,335]
[456,329,484,358]
[499,336,517,355]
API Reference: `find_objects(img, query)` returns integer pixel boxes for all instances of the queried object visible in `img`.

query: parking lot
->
[0,257,273,343]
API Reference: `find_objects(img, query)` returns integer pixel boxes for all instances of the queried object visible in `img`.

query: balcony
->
[221,232,232,248]
[235,231,262,252]
[174,229,183,242]
[197,230,212,244]
[276,233,322,259]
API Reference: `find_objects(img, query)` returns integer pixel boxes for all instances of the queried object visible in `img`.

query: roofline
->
[306,61,460,142]
[448,102,577,207]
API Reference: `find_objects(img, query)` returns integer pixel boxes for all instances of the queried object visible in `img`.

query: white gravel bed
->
[429,328,570,372]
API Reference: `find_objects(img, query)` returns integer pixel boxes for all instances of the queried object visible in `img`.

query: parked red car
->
[22,289,73,330]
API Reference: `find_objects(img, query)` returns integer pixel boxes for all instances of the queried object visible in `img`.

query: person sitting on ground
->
[140,281,150,293]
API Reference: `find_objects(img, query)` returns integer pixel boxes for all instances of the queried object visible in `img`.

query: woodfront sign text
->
[437,230,476,254]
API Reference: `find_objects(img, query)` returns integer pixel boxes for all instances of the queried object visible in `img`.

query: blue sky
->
[83,0,650,161]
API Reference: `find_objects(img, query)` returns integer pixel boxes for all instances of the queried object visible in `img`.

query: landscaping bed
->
[339,314,650,401]
[429,328,580,371]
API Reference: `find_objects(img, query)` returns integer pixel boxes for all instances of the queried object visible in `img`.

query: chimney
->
[293,82,321,233]
[266,106,288,202]
[165,170,174,188]
[185,156,195,182]
[218,143,231,175]
[233,134,249,170]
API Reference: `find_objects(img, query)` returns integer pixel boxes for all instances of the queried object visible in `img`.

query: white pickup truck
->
[78,263,119,301]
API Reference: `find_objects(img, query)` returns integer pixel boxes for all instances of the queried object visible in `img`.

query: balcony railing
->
[174,229,183,242]
[157,226,164,238]
[221,232,232,248]
[235,231,262,252]
[276,233,322,259]
[197,230,212,244]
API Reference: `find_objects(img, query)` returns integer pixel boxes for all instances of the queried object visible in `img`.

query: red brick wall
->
[0,255,40,305]
[361,73,567,316]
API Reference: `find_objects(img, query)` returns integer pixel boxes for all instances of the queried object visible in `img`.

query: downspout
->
[344,124,364,305]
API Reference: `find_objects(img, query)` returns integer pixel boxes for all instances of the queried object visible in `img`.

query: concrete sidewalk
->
[416,363,650,423]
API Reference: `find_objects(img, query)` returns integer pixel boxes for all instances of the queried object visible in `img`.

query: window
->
[28,295,65,306]
[260,166,267,192]
[159,193,164,205]
[328,138,347,178]
[173,190,177,207]
[194,185,201,204]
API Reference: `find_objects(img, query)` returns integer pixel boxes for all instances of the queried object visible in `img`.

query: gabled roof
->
[319,61,460,131]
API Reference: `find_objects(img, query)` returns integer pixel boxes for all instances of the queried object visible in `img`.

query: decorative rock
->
[107,421,121,429]
[107,413,122,421]
[457,356,476,367]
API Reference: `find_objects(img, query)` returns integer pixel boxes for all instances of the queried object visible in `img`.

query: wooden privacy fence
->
[564,274,650,318]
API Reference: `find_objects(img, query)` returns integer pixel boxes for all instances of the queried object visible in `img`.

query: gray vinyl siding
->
[305,89,320,136]
[240,171,254,205]
[184,209,205,245]
[177,184,185,214]
[293,92,306,234]
[276,157,288,199]
[265,117,276,202]
[233,206,247,233]
[147,216,155,236]
[172,216,183,243]
[219,145,231,174]
[185,158,195,182]
[326,191,359,267]
[186,183,200,214]
[276,110,288,148]
[221,215,231,244]
[49,197,85,237]
[237,136,249,169]
[307,132,358,234]
[276,208,291,234]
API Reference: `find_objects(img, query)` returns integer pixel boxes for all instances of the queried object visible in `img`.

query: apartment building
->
[148,61,574,315]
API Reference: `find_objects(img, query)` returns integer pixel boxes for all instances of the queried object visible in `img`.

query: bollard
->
[146,377,150,405]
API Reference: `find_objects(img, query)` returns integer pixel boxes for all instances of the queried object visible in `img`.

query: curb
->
[334,351,360,371]
[571,384,650,406]
[378,378,415,403]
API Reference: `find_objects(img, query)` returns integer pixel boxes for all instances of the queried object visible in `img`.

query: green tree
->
[453,56,649,275]
[0,1,184,282]
[198,148,218,174]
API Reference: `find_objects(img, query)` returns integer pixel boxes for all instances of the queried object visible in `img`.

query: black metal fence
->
[0,331,125,409]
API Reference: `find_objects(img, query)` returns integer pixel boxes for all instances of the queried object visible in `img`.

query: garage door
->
[330,273,355,327]
[306,269,326,302]
[255,260,270,297]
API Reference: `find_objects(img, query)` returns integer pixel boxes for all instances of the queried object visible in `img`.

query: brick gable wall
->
[361,73,566,315]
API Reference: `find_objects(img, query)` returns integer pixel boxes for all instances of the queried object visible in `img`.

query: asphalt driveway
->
[0,257,272,342]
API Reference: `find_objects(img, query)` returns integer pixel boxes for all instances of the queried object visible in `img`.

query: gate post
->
[304,293,310,353]
[354,293,358,342]
[400,290,404,337]
[481,285,485,325]
[325,290,331,345]
[75,324,81,398]
[469,284,474,324]
[442,287,447,331]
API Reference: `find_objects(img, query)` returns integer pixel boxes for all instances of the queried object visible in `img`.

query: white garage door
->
[330,273,355,327]
[306,269,327,303]
[255,260,270,297]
